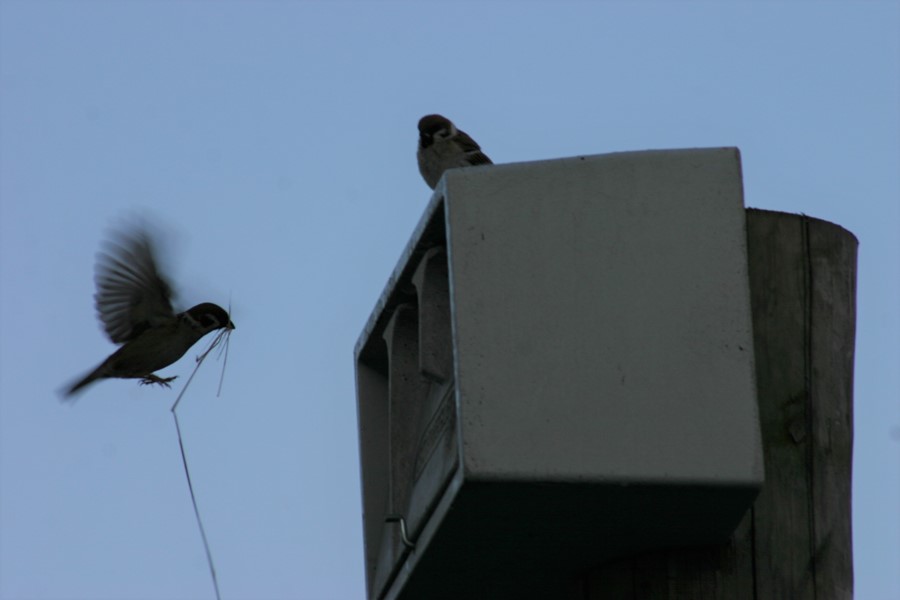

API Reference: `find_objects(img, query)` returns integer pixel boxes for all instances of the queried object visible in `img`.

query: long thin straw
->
[169,328,231,600]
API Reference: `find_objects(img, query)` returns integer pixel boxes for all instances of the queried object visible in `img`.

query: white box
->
[355,148,763,600]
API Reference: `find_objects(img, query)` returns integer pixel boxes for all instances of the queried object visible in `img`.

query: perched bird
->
[63,225,234,398]
[417,114,492,189]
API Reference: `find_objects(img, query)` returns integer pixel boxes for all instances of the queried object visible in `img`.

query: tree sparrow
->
[63,225,235,398]
[417,114,492,189]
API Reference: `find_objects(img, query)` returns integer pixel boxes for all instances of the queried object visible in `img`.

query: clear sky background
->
[1,2,897,599]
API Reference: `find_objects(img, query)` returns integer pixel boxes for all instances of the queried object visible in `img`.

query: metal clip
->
[385,514,416,550]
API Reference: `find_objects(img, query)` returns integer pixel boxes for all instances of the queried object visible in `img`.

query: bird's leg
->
[139,374,178,388]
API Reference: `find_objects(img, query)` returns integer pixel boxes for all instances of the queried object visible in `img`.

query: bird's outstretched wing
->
[94,225,175,344]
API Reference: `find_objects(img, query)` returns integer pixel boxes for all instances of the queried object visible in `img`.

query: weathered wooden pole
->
[576,209,857,599]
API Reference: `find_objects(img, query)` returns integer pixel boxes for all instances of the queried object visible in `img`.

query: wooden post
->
[575,209,857,599]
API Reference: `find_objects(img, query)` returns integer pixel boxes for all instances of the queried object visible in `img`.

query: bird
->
[417,114,492,189]
[63,224,235,398]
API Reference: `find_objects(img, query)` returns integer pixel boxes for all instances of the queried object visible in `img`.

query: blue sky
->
[1,2,897,599]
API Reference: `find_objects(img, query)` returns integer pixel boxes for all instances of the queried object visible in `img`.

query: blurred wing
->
[456,130,493,164]
[94,227,175,344]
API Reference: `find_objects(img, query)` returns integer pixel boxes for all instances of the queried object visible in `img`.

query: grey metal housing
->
[354,148,764,599]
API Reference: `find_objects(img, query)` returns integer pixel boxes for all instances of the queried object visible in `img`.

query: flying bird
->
[63,224,234,398]
[417,114,492,189]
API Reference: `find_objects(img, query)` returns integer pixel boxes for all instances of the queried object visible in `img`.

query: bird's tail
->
[62,364,107,399]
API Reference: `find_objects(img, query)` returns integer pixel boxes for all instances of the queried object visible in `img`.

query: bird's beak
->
[227,320,236,330]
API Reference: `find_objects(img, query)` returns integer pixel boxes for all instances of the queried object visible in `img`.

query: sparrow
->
[63,225,235,398]
[417,114,492,189]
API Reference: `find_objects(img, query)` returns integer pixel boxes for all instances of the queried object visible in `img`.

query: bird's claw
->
[139,375,178,388]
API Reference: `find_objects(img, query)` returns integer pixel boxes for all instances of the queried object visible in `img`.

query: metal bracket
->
[385,514,416,550]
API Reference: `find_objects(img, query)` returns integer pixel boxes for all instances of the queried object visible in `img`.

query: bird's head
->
[185,303,235,333]
[418,114,456,148]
